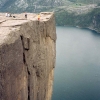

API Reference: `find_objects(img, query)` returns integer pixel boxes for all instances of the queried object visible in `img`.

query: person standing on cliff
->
[5,13,8,17]
[25,13,27,19]
[37,14,40,21]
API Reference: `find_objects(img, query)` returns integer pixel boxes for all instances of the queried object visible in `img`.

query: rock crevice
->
[0,12,56,100]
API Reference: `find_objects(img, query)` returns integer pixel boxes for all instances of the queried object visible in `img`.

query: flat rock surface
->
[0,12,53,45]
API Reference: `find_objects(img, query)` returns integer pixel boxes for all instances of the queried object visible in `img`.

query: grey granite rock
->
[0,12,56,100]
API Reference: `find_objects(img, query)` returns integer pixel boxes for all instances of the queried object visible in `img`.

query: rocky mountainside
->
[0,0,72,13]
[56,7,100,33]
[0,0,100,13]
[69,0,100,4]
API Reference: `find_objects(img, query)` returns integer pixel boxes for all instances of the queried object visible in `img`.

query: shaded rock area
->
[0,12,56,100]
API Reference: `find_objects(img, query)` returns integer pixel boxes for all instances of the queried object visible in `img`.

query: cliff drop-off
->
[0,12,56,100]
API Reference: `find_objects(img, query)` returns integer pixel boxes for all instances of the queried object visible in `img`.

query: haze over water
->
[52,26,100,100]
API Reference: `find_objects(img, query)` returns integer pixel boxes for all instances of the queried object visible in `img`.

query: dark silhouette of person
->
[25,13,27,18]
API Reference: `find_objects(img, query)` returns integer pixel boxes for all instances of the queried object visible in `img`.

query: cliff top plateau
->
[0,12,55,45]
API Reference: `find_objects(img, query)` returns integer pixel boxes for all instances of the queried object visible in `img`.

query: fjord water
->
[52,26,100,100]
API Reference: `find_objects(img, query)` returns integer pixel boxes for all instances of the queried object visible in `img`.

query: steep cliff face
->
[0,12,56,100]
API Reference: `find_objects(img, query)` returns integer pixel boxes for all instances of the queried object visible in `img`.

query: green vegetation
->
[70,3,85,7]
[55,9,91,27]
[69,0,100,4]
[55,7,100,32]
[55,10,75,26]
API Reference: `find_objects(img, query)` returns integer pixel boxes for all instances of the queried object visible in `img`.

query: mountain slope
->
[0,0,72,13]
[0,0,100,13]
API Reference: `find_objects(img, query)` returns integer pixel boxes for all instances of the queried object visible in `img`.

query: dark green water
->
[52,26,100,100]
